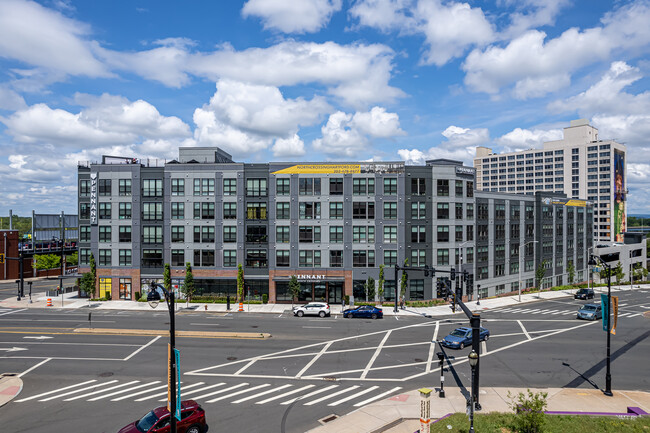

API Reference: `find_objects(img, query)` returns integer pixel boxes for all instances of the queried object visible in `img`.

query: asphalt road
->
[0,288,648,433]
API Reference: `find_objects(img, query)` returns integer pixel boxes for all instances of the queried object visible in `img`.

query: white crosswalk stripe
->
[281,384,339,405]
[303,385,360,406]
[205,384,270,403]
[353,387,403,407]
[328,386,379,406]
[255,384,316,405]
[231,384,292,404]
[65,380,140,401]
[40,380,119,402]
[16,380,98,402]
[111,384,168,401]
[136,382,203,402]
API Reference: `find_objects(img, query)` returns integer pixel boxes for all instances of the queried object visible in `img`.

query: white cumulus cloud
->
[398,125,489,165]
[242,0,342,33]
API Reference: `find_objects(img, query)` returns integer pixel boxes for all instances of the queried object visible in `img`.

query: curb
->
[0,376,23,408]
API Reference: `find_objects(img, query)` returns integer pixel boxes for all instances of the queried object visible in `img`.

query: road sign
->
[611,296,618,335]
[601,294,609,332]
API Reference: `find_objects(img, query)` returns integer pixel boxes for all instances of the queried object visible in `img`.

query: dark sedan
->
[574,288,595,300]
[439,327,490,350]
[343,305,383,319]
[118,400,208,433]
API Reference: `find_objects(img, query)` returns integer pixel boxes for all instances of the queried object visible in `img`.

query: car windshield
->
[449,330,468,338]
[136,411,158,432]
[577,289,587,294]
[581,305,597,311]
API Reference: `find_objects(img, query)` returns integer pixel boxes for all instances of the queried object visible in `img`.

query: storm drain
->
[318,414,339,425]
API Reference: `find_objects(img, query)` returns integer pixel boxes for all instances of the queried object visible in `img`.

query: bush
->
[134,292,140,301]
[508,389,548,433]
[344,294,350,305]
[262,294,268,304]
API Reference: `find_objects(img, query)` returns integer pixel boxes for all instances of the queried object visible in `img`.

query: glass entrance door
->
[314,283,326,302]
[328,282,343,304]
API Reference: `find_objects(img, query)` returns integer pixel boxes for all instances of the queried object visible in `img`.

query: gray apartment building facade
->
[77,148,594,302]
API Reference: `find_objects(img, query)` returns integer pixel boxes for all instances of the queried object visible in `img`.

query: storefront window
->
[119,278,131,300]
[99,278,112,299]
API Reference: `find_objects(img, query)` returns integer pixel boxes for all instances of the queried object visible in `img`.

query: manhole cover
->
[318,414,339,425]
[99,372,114,378]
[227,357,237,361]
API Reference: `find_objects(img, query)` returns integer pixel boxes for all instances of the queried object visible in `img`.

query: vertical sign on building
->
[90,172,98,226]
[614,150,625,242]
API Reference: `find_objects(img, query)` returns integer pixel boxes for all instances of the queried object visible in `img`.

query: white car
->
[293,302,331,317]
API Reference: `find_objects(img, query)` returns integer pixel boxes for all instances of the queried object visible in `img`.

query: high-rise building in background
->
[474,119,626,243]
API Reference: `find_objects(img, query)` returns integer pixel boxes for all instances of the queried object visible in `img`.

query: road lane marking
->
[205,383,270,403]
[328,386,379,406]
[17,358,51,378]
[0,309,27,317]
[353,387,402,407]
[135,382,202,402]
[301,326,331,329]
[89,381,162,401]
[280,385,339,405]
[191,383,248,401]
[111,384,169,401]
[40,380,118,401]
[231,384,292,403]
[517,321,531,340]
[297,341,333,378]
[254,384,316,404]
[16,380,98,402]
[303,386,359,406]
[65,380,140,401]
[361,330,392,379]
[426,321,440,373]
[123,335,161,361]
[171,383,225,399]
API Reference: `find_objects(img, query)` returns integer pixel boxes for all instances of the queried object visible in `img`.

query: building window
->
[299,202,321,219]
[246,178,268,197]
[170,178,185,196]
[495,224,505,240]
[383,202,397,219]
[246,203,267,220]
[329,202,343,219]
[80,225,91,242]
[143,202,162,221]
[437,225,449,242]
[437,179,449,196]
[170,250,184,266]
[410,249,426,267]
[99,249,111,266]
[99,203,112,220]
[194,178,215,196]
[171,202,184,219]
[410,279,424,300]
[195,249,215,267]
[299,250,321,267]
[299,226,321,243]
[223,202,237,220]
[329,226,343,243]
[329,178,343,195]
[477,204,489,219]
[171,226,184,243]
[330,250,343,267]
[353,178,375,195]
[353,250,375,267]
[465,247,474,264]
[80,203,90,220]
[276,250,290,267]
[98,226,111,243]
[79,179,90,197]
[495,204,505,219]
[384,250,397,266]
[119,249,132,266]
[223,250,237,267]
[276,178,290,196]
[455,225,463,242]
[437,249,449,265]
[143,226,163,244]
[455,203,463,219]
[466,181,474,197]
[119,226,131,243]
[411,226,426,243]
[437,203,449,219]
[384,178,397,195]
[143,179,163,197]
[466,203,474,219]
[383,226,397,243]
[99,179,111,196]
[466,225,473,241]
[119,202,132,219]
[275,226,290,243]
[411,202,426,219]
[223,226,236,243]
[275,202,290,220]
[411,178,426,195]
[353,226,375,243]
[118,179,131,196]
[353,202,375,219]
[223,178,237,196]
[455,180,463,196]
[299,178,321,195]
[246,249,267,268]
[79,248,91,265]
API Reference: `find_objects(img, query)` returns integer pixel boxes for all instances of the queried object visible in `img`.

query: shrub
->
[262,294,268,304]
[508,389,548,433]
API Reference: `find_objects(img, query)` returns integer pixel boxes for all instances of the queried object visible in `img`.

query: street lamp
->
[519,241,538,302]
[468,350,479,433]
[147,281,179,433]
[588,255,613,397]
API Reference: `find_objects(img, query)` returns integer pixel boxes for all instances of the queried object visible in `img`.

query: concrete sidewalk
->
[307,386,650,433]
[0,375,23,408]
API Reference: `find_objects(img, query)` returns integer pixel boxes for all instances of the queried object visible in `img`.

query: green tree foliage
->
[163,263,171,292]
[66,252,78,266]
[182,262,195,302]
[535,260,548,290]
[237,263,244,303]
[400,258,409,299]
[508,389,548,433]
[289,275,300,307]
[567,260,575,285]
[364,277,375,302]
[613,261,625,285]
[79,273,95,297]
[377,264,385,303]
[0,215,32,239]
[33,254,60,270]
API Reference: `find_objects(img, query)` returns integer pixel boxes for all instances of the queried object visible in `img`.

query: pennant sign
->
[601,294,609,332]
[175,348,181,421]
[611,296,618,335]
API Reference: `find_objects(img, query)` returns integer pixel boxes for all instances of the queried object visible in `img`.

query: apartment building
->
[474,119,626,243]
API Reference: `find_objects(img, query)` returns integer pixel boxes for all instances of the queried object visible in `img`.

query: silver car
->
[293,302,331,317]
[577,303,602,321]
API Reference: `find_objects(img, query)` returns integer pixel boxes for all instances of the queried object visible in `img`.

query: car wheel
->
[484,335,489,341]
[459,342,464,349]
[371,313,378,320]
[319,311,325,318]
[186,425,201,433]
[297,311,304,317]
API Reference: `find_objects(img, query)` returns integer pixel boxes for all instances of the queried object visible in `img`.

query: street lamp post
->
[519,241,538,302]
[148,281,178,433]
[588,255,613,397]
[468,350,479,433]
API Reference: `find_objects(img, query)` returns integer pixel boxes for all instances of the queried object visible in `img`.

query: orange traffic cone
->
[46,298,53,307]
[238,302,244,312]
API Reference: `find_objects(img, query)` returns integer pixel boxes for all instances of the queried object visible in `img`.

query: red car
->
[118,400,208,433]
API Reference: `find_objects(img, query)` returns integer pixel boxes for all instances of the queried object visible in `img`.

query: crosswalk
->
[15,379,402,408]
[0,308,26,317]
[492,306,647,318]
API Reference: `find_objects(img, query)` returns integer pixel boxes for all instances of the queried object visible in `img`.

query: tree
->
[33,254,60,270]
[364,277,375,302]
[377,265,385,304]
[237,263,244,304]
[79,273,95,298]
[89,252,97,298]
[66,252,78,266]
[182,262,195,303]
[400,258,409,301]
[289,275,300,308]
[567,260,575,286]
[535,260,548,291]
[613,262,624,288]
[163,263,171,293]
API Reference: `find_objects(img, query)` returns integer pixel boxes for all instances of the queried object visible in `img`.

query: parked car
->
[342,305,383,319]
[574,288,595,300]
[118,400,208,433]
[293,302,331,317]
[577,303,602,321]
[439,327,490,350]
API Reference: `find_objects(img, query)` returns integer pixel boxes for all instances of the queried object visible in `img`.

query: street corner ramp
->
[72,328,272,339]
[0,374,24,407]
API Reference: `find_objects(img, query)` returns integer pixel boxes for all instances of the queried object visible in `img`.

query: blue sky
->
[1,0,650,215]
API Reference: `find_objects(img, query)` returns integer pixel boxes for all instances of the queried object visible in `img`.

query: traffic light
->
[436,280,443,298]
[450,268,456,280]
[466,273,474,296]
[0,253,4,264]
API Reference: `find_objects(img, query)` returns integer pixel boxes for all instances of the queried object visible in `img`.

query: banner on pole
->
[611,296,618,335]
[167,344,172,413]
[601,294,609,332]
[175,348,181,420]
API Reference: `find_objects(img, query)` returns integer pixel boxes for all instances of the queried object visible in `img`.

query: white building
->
[474,119,626,243]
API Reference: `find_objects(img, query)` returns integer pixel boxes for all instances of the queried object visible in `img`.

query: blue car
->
[577,303,602,320]
[439,327,490,350]
[343,305,383,319]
